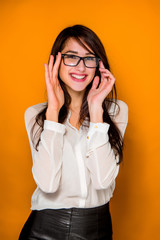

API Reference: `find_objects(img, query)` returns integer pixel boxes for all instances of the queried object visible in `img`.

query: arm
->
[25,104,66,193]
[85,100,128,190]
[25,52,65,193]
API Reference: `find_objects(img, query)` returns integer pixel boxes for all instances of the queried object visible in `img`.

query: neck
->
[67,88,85,112]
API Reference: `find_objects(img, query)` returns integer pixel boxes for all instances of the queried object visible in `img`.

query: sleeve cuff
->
[87,122,110,137]
[86,122,110,150]
[44,120,66,134]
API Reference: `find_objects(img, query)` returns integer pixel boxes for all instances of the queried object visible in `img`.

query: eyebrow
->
[64,50,95,56]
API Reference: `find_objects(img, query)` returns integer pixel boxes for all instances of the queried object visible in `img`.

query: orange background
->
[0,0,160,239]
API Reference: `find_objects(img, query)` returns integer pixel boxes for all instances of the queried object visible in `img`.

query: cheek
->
[89,69,96,80]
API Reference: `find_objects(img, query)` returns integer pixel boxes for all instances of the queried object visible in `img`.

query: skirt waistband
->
[36,202,110,216]
[19,202,112,240]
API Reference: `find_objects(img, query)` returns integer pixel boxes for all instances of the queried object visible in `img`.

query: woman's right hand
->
[44,52,65,120]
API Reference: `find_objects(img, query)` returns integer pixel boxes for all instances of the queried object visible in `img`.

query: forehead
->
[62,38,94,54]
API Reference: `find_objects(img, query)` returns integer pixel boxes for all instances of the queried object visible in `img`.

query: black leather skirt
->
[18,202,112,240]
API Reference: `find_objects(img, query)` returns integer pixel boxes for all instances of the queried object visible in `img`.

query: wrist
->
[89,107,104,123]
[46,108,59,122]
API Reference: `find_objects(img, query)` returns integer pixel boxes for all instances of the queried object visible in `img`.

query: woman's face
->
[59,38,96,95]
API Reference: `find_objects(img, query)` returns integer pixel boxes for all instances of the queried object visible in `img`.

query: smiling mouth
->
[71,74,86,79]
[70,74,87,81]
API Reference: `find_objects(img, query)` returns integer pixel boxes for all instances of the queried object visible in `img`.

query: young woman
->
[19,24,128,240]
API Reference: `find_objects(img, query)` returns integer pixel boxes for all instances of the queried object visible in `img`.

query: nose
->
[75,59,86,71]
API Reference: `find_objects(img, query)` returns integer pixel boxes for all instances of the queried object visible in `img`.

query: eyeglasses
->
[61,54,100,68]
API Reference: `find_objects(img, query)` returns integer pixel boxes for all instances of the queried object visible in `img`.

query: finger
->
[99,71,110,78]
[99,70,110,84]
[101,76,115,88]
[44,63,50,82]
[102,73,111,80]
[44,63,52,92]
[99,78,115,97]
[53,52,62,79]
[99,68,115,79]
[99,69,112,76]
[99,68,110,73]
[91,76,99,90]
[99,63,110,82]
[98,73,115,90]
[48,55,54,78]
[98,77,109,90]
[99,69,115,83]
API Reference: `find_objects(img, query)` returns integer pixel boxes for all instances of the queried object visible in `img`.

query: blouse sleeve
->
[85,100,128,190]
[24,104,66,193]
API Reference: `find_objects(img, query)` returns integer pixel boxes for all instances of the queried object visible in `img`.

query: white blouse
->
[24,99,128,210]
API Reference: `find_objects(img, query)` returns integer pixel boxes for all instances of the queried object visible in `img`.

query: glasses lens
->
[62,54,99,68]
[84,57,98,68]
[63,55,79,66]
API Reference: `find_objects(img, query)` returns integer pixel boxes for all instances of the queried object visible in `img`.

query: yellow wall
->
[0,0,160,239]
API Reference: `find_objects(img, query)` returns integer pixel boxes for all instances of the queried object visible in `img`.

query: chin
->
[68,85,87,93]
[73,87,86,92]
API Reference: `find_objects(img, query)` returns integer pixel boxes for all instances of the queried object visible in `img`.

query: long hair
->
[31,24,123,163]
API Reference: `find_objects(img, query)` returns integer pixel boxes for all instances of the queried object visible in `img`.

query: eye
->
[86,56,96,61]
[65,54,79,59]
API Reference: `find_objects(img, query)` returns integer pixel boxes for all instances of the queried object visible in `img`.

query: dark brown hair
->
[31,24,123,163]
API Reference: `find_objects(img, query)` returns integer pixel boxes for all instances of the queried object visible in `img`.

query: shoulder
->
[24,102,47,128]
[25,102,47,117]
[109,99,128,123]
[116,99,128,115]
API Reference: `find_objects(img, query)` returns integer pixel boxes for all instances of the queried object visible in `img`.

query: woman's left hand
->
[87,61,116,121]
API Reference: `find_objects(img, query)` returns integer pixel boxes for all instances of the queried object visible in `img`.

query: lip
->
[70,73,87,82]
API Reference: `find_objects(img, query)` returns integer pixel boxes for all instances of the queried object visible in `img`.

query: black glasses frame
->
[61,54,101,68]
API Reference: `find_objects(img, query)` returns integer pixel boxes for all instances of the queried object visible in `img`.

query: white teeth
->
[71,74,85,79]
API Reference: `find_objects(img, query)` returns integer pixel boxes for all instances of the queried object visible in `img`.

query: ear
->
[99,60,105,69]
